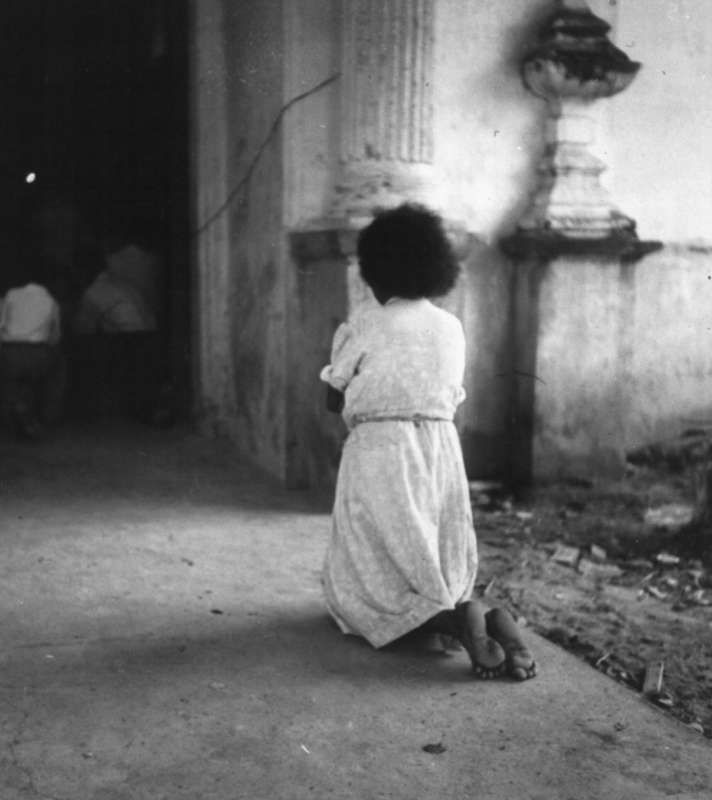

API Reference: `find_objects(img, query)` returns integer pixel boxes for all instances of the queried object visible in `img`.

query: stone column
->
[191,0,237,432]
[331,0,435,223]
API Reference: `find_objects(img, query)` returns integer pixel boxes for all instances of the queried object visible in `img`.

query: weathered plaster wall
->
[286,231,352,491]
[192,0,288,479]
[627,248,712,444]
[221,0,287,479]
[605,0,712,244]
[522,257,634,480]
[521,248,712,480]
[438,244,514,478]
[191,0,237,436]
[282,0,339,229]
[433,0,549,237]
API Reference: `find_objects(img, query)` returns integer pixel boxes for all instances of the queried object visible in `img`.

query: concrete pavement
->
[1,423,710,799]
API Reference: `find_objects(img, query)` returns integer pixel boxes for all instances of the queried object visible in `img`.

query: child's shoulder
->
[345,300,384,332]
[422,300,464,333]
[347,298,463,335]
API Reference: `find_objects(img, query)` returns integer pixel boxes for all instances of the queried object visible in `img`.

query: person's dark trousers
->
[0,342,67,436]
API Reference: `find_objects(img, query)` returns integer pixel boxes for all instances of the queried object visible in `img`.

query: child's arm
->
[320,320,361,415]
[326,385,344,414]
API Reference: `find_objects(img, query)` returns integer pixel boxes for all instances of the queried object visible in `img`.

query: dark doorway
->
[0,0,191,426]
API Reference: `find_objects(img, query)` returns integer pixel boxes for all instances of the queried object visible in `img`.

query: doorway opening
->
[0,0,191,430]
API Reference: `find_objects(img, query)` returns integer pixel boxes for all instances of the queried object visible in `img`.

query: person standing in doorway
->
[0,263,66,438]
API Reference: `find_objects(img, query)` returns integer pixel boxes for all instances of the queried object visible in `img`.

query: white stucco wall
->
[605,0,712,243]
[282,0,339,229]
[433,0,548,237]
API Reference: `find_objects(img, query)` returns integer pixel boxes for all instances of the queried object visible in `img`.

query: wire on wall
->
[193,72,340,237]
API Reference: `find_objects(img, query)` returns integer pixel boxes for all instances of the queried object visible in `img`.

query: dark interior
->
[0,0,190,426]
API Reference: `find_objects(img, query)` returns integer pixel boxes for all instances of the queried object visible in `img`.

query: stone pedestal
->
[510,255,635,484]
[501,1,663,484]
[517,0,641,240]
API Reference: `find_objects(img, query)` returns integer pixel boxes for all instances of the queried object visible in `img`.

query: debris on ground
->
[655,551,681,566]
[422,742,447,754]
[641,661,664,696]
[645,505,695,531]
[652,691,675,709]
[577,559,622,580]
[645,585,668,600]
[551,544,580,568]
[627,429,712,472]
[590,544,607,562]
[470,457,712,737]
[468,480,508,510]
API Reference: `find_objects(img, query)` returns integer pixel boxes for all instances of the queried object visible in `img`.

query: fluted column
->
[332,0,435,221]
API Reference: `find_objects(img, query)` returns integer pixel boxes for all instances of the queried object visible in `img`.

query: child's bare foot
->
[455,601,506,679]
[485,607,537,681]
[425,603,505,678]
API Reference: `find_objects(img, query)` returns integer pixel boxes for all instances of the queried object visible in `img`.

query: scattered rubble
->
[468,480,508,511]
[655,552,681,566]
[471,462,712,736]
[551,544,580,568]
[641,661,664,696]
[627,429,712,472]
[645,505,695,531]
[577,559,623,580]
[422,742,447,754]
[589,544,607,562]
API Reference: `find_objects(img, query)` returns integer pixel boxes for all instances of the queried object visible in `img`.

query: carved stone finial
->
[523,1,640,103]
[515,1,642,242]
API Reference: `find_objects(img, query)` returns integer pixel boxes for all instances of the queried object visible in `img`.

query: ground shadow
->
[0,420,333,514]
[5,611,488,692]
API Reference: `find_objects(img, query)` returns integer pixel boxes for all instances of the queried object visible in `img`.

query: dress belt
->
[351,413,452,427]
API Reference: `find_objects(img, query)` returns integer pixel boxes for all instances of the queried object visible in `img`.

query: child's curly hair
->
[357,203,459,299]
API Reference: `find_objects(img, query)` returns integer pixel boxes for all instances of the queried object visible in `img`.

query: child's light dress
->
[320,297,477,647]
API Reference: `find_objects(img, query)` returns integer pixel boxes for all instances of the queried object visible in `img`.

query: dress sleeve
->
[319,321,363,391]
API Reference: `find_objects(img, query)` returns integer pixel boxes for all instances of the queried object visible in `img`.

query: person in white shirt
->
[0,270,66,438]
[1,282,61,344]
[74,229,159,335]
